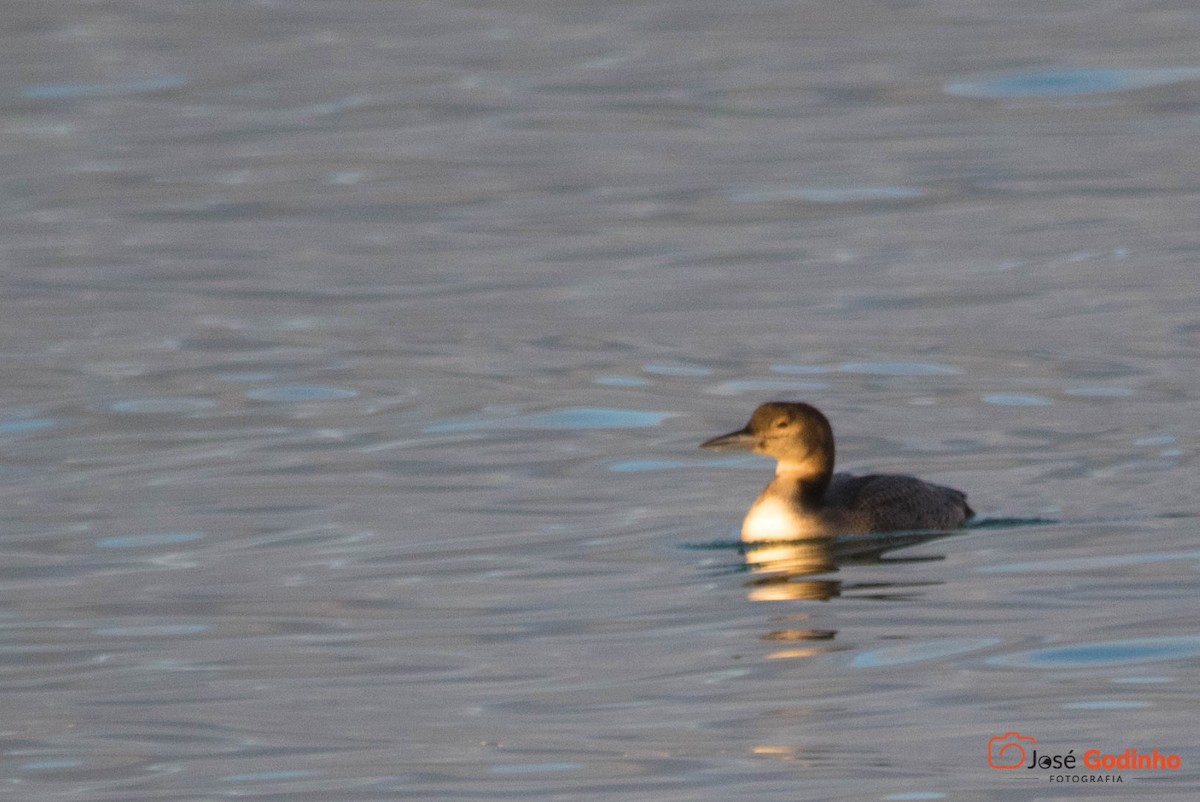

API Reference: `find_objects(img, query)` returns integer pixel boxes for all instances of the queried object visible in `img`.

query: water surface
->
[2,1,1198,799]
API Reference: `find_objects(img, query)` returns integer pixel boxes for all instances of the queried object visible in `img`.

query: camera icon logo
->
[988,732,1037,769]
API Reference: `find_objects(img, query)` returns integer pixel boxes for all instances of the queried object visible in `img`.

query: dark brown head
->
[701,402,835,474]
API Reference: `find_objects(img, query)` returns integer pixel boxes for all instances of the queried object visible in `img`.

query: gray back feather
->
[826,473,973,532]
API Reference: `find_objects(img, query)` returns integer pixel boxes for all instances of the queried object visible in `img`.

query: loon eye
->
[775,418,790,429]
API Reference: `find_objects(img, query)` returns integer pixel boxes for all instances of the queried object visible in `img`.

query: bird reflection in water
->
[744,538,840,601]
[742,531,953,656]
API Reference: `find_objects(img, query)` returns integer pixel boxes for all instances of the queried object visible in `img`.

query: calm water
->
[3,1,1199,799]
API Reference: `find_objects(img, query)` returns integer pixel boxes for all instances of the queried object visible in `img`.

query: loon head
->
[701,401,835,475]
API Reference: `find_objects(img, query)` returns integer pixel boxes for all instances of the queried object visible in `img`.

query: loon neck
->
[773,461,832,509]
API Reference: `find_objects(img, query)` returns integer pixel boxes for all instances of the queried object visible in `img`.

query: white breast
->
[741,496,818,542]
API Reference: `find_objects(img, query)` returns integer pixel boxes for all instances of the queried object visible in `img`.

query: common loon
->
[701,402,973,541]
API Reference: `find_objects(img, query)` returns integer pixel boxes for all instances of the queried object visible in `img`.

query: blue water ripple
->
[839,361,961,376]
[643,363,713,377]
[710,379,831,395]
[980,550,1200,574]
[610,459,690,472]
[22,759,84,771]
[218,372,277,382]
[988,635,1200,668]
[94,624,210,637]
[1064,386,1134,397]
[222,770,315,782]
[490,762,579,775]
[851,638,1000,668]
[983,393,1052,406]
[1135,434,1176,447]
[96,532,206,549]
[245,385,358,402]
[110,398,218,413]
[770,364,830,375]
[0,418,57,434]
[22,75,189,98]
[1063,700,1151,710]
[593,375,650,387]
[947,67,1200,98]
[730,186,926,203]
[426,407,674,433]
